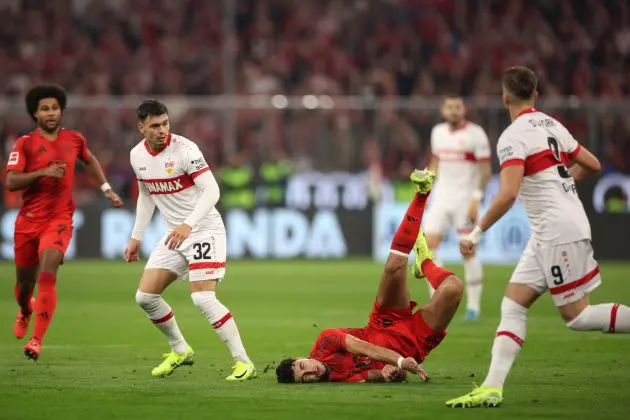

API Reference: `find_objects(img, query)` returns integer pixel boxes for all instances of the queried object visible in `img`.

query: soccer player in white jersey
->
[423,96,492,320]
[123,100,256,381]
[446,67,630,408]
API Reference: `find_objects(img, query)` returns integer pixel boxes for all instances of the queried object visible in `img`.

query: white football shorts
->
[424,198,474,237]
[145,229,227,282]
[510,238,601,306]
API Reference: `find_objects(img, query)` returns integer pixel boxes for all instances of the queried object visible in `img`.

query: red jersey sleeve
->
[309,328,347,359]
[6,136,28,172]
[77,133,89,162]
[331,371,369,383]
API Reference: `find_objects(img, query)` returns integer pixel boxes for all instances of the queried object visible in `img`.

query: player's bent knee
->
[440,276,464,302]
[501,297,528,320]
[383,255,407,277]
[135,290,160,309]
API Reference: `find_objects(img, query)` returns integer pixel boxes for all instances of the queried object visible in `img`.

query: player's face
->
[35,98,62,133]
[292,358,328,383]
[138,114,170,149]
[441,98,465,125]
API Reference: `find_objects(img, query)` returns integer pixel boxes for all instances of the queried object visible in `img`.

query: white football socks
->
[191,291,252,364]
[464,256,483,313]
[135,290,189,354]
[567,303,630,332]
[483,298,528,389]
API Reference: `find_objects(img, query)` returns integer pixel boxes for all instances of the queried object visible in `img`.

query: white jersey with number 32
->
[130,133,223,232]
[497,108,590,244]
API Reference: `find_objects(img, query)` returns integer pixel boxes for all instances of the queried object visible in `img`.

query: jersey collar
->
[449,120,469,132]
[515,107,537,119]
[144,132,172,156]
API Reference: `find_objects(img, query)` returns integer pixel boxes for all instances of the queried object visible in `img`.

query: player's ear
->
[137,121,144,134]
[533,90,539,101]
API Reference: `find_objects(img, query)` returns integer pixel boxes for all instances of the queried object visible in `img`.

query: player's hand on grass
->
[382,365,405,382]
[165,223,192,250]
[459,239,476,258]
[104,189,123,208]
[38,163,66,178]
[400,357,429,382]
[124,239,142,262]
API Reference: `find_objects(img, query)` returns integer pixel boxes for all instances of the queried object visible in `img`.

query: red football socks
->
[32,272,58,342]
[14,283,33,315]
[390,192,429,255]
[421,259,453,289]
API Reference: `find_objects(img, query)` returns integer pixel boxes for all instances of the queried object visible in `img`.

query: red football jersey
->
[6,128,89,220]
[309,328,386,382]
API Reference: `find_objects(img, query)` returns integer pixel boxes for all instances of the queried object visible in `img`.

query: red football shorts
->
[368,300,446,362]
[14,215,73,267]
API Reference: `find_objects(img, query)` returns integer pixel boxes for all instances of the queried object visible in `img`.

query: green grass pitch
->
[1,260,629,419]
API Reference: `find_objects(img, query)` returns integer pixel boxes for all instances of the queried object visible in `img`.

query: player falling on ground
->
[424,95,492,321]
[276,170,464,383]
[6,84,123,360]
[124,100,256,380]
[446,66,630,408]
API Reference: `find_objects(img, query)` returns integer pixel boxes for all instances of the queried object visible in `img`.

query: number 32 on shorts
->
[192,242,211,260]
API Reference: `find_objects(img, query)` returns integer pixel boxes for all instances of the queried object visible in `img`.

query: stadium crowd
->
[1,0,629,203]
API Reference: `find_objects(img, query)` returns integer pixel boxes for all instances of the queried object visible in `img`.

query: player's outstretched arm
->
[344,335,428,381]
[125,182,155,262]
[569,145,601,182]
[460,165,523,257]
[83,151,123,207]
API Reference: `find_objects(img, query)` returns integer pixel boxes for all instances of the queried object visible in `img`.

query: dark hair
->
[276,358,297,383]
[25,84,67,121]
[502,66,538,101]
[137,99,169,121]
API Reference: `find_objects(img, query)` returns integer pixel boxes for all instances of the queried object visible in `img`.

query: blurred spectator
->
[1,0,629,201]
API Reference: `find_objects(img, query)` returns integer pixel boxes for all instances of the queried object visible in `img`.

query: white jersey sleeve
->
[497,133,528,168]
[182,142,211,179]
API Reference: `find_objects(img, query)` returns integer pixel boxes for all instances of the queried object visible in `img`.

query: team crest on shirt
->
[164,160,175,174]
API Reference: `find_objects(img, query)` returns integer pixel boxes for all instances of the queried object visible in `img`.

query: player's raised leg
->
[136,268,194,378]
[413,232,464,332]
[377,169,434,310]
[422,231,443,299]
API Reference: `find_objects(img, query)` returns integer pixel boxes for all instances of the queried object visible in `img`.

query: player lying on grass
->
[446,66,630,408]
[6,84,123,360]
[276,169,464,383]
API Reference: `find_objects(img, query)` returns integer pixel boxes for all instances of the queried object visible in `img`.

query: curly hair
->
[25,84,67,121]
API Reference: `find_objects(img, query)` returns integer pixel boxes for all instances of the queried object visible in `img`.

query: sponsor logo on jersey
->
[141,174,194,195]
[139,167,147,171]
[498,146,514,161]
[190,157,206,171]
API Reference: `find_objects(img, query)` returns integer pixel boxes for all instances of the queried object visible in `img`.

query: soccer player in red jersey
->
[5,84,123,360]
[276,169,464,383]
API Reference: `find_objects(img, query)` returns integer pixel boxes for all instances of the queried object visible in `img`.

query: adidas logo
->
[38,312,49,319]
[37,146,47,153]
